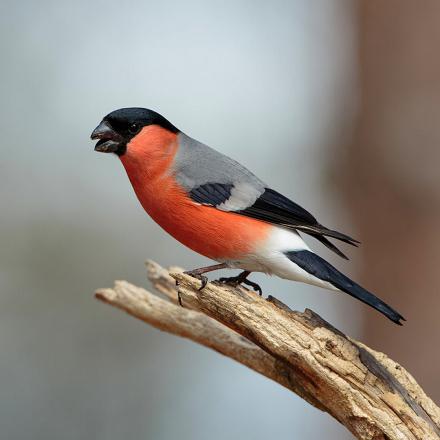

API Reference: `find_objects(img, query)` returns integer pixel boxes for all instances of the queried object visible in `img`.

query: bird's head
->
[91,108,179,156]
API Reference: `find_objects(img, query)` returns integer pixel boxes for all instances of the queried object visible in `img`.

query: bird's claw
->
[217,274,263,296]
[242,278,263,296]
[218,276,240,286]
[183,270,209,291]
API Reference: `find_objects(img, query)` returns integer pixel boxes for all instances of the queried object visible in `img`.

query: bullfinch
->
[91,107,404,325]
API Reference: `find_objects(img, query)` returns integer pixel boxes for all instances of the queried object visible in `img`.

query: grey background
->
[1,1,358,438]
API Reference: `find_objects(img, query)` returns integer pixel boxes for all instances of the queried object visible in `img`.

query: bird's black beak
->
[91,120,123,153]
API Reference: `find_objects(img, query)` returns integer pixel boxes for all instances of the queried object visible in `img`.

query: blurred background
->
[1,0,439,438]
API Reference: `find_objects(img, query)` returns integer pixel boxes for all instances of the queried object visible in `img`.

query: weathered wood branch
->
[95,261,440,440]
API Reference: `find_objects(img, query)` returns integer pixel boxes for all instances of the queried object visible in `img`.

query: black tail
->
[285,250,405,325]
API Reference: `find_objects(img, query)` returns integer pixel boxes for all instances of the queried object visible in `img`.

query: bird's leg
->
[178,263,229,306]
[217,271,263,296]
[182,263,229,291]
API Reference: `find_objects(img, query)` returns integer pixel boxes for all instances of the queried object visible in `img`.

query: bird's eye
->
[128,123,140,134]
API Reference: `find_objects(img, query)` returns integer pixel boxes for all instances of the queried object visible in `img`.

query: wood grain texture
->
[95,261,440,440]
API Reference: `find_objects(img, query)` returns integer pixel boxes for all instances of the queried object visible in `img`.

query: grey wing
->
[173,133,266,210]
[173,133,358,259]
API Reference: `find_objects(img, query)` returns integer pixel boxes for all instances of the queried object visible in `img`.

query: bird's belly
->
[132,178,271,261]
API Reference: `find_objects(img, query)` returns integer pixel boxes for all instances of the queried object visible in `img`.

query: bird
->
[91,107,404,325]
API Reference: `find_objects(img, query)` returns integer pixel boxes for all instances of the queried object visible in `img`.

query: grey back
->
[173,133,266,193]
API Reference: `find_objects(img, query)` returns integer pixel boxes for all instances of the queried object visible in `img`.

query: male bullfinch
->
[91,107,404,325]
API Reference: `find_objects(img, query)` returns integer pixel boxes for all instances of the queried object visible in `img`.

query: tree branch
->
[95,261,440,440]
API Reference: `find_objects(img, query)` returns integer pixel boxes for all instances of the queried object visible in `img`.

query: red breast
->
[120,125,270,260]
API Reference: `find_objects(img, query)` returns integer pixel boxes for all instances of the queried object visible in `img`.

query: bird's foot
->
[241,278,263,296]
[183,270,209,291]
[180,263,228,295]
[216,271,263,296]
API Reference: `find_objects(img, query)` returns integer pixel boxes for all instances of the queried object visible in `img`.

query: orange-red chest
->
[120,126,269,261]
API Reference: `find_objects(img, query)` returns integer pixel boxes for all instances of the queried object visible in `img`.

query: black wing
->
[189,183,234,206]
[189,184,359,259]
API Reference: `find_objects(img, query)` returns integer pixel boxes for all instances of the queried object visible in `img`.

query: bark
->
[95,261,440,440]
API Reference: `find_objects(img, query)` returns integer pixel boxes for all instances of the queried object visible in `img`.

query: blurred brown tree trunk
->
[338,1,440,402]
